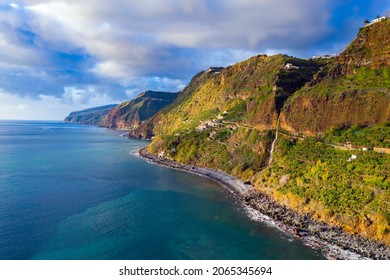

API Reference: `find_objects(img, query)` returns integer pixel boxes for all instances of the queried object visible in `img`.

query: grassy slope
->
[149,127,274,182]
[254,136,390,244]
[141,55,321,180]
[134,54,321,137]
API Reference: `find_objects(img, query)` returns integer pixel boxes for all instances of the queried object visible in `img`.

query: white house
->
[365,16,388,26]
[372,16,387,24]
[312,54,337,59]
[285,63,300,70]
[347,154,358,162]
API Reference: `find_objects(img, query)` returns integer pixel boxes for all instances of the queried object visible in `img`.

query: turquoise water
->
[0,121,324,260]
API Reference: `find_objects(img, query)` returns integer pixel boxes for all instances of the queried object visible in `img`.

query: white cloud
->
[61,86,121,106]
[9,3,20,9]
[20,0,337,80]
[0,88,121,120]
[124,76,186,99]
[91,60,134,83]
[0,18,43,68]
[1,0,377,120]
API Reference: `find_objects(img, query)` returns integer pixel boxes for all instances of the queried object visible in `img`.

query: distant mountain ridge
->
[64,104,117,126]
[64,90,179,128]
[101,90,179,129]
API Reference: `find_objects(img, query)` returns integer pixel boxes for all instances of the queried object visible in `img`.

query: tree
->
[364,19,370,24]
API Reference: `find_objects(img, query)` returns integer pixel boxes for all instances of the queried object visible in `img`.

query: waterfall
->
[268,116,280,166]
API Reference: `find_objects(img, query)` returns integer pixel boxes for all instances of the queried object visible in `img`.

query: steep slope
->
[131,55,322,138]
[132,23,390,249]
[64,104,117,126]
[281,19,390,135]
[101,91,179,129]
[130,55,322,183]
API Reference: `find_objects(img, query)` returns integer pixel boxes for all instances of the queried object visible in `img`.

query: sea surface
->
[0,120,324,260]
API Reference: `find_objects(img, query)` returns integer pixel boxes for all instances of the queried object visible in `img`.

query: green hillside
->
[133,55,322,138]
[101,91,179,129]
[129,20,390,246]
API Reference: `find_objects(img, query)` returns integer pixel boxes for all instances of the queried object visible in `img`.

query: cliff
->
[131,56,322,138]
[64,104,117,126]
[281,19,390,135]
[101,91,179,129]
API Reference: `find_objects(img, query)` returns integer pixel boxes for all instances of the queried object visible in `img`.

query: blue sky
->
[0,0,389,120]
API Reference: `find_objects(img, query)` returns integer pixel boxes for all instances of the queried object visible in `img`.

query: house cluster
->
[196,119,221,132]
[206,67,225,74]
[365,16,388,26]
[284,63,300,70]
[312,54,338,60]
[195,112,228,132]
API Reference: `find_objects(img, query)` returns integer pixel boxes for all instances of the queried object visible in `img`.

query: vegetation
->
[132,54,323,138]
[323,122,390,148]
[149,127,274,182]
[256,136,390,241]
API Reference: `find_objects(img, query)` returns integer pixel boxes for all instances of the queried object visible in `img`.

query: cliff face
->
[64,91,179,129]
[281,20,390,135]
[100,91,179,129]
[128,55,323,186]
[131,55,322,138]
[64,104,117,126]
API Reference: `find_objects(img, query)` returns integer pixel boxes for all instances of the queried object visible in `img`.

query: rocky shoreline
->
[138,147,251,195]
[244,190,390,260]
[138,147,390,260]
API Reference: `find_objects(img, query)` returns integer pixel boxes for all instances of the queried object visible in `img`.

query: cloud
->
[91,60,135,83]
[0,88,121,120]
[21,0,338,80]
[0,13,43,68]
[61,86,117,106]
[124,76,186,98]
[0,0,387,120]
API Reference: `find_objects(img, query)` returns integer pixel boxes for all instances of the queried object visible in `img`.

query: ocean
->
[0,120,324,260]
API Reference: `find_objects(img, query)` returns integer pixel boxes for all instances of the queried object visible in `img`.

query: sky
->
[0,0,389,120]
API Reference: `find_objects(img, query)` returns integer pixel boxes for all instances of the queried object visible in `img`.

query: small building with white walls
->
[285,63,299,70]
